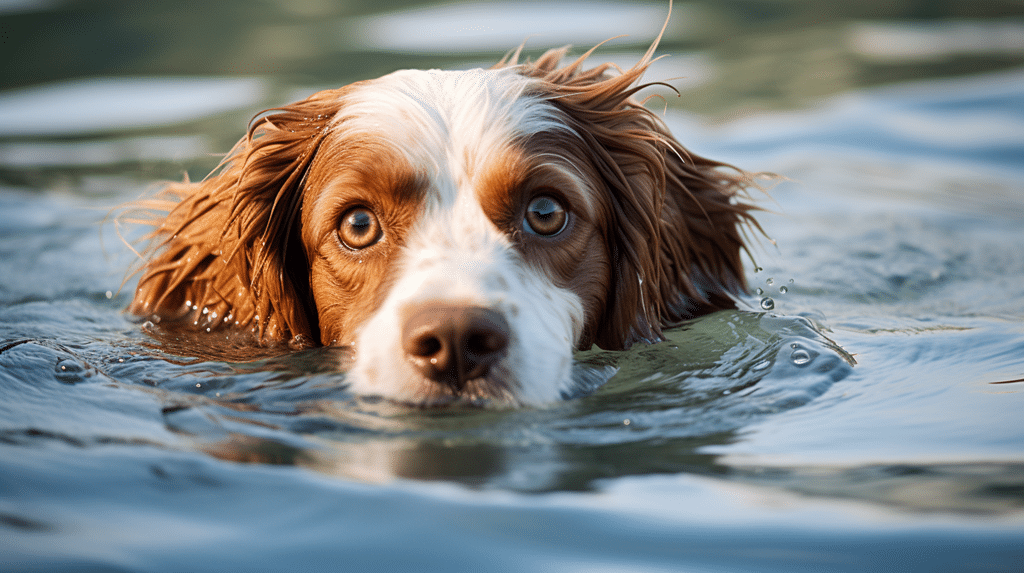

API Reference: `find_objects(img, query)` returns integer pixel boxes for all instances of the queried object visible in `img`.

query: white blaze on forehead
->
[333,66,588,405]
[334,67,571,206]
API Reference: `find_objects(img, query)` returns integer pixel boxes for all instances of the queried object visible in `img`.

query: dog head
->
[130,46,758,406]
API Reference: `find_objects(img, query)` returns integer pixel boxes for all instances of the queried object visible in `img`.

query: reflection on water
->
[2,0,1022,185]
[148,311,852,491]
[0,77,266,137]
[0,135,211,168]
[848,19,1024,62]
[338,1,678,52]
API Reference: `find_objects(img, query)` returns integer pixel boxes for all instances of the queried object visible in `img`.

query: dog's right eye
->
[523,195,568,237]
[338,207,382,249]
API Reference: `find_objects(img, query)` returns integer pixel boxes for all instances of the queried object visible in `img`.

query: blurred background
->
[3,5,1024,568]
[1,0,1023,190]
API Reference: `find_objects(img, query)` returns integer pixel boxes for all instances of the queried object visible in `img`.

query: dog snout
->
[402,304,510,391]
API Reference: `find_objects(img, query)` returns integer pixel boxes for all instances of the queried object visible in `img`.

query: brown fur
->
[128,44,762,353]
[503,46,762,348]
[129,87,354,344]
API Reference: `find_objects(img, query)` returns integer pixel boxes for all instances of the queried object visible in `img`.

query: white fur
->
[339,67,586,406]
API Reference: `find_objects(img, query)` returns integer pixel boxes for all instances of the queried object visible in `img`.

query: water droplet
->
[779,286,788,294]
[791,348,812,365]
[722,389,732,395]
[759,297,775,310]
[751,359,771,371]
[766,278,774,286]
[623,419,631,426]
[105,291,113,299]
[789,278,794,284]
[756,287,764,295]
[55,358,87,384]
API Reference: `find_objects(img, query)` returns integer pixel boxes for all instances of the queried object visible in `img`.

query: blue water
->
[3,2,1024,571]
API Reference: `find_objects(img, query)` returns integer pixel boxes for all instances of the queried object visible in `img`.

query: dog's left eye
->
[523,195,568,237]
[338,207,382,249]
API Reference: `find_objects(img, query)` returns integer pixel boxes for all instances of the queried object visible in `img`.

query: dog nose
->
[402,305,510,391]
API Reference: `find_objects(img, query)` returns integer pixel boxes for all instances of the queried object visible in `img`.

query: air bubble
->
[779,286,788,294]
[105,291,113,299]
[759,297,775,310]
[766,278,774,286]
[751,359,771,371]
[756,287,763,295]
[791,348,812,365]
[754,266,763,273]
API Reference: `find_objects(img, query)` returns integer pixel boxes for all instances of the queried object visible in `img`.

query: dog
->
[128,37,760,407]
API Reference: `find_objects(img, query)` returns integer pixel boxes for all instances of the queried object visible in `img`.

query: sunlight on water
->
[338,1,681,52]
[848,19,1024,62]
[0,135,212,167]
[0,77,266,136]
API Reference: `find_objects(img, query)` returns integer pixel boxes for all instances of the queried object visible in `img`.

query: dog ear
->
[520,47,761,350]
[128,88,348,344]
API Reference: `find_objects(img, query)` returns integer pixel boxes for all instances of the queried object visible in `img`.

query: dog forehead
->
[335,67,567,162]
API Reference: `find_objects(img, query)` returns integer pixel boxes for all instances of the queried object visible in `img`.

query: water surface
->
[2,1,1023,571]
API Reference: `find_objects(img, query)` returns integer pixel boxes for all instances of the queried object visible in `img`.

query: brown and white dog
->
[129,39,760,406]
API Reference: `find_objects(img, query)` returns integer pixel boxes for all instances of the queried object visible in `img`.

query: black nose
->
[401,305,510,392]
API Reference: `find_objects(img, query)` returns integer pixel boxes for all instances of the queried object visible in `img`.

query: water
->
[3,1,1024,571]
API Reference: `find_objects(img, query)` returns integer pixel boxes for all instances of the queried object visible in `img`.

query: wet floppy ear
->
[588,125,760,350]
[128,88,348,343]
[654,145,760,323]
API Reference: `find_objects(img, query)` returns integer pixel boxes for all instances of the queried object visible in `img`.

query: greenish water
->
[2,1,1024,571]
